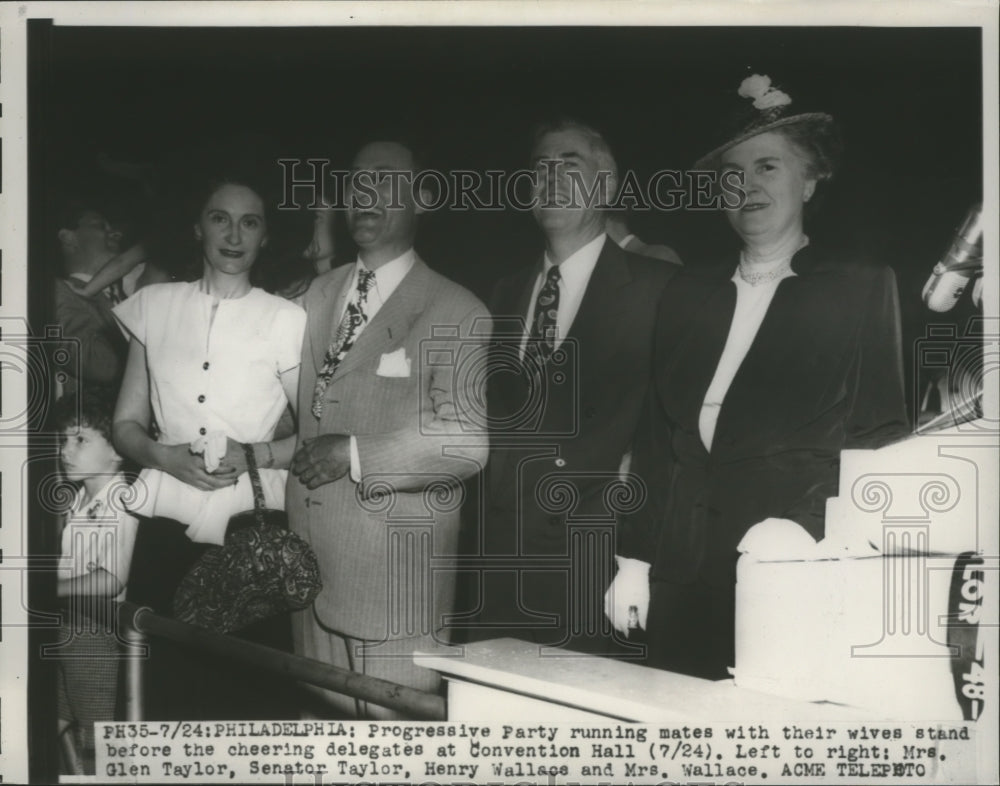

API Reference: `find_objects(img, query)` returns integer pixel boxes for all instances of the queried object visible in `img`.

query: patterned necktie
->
[524,265,561,372]
[311,268,377,419]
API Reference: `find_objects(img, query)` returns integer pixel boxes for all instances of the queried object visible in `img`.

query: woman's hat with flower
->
[694,73,833,171]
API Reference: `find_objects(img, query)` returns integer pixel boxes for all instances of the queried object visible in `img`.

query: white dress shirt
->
[337,249,416,324]
[520,232,606,357]
[698,255,797,452]
[518,233,631,477]
[345,249,417,479]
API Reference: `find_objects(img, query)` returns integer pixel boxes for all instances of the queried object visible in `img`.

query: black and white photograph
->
[0,2,997,784]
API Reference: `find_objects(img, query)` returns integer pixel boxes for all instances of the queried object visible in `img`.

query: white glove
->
[189,430,228,473]
[604,556,651,635]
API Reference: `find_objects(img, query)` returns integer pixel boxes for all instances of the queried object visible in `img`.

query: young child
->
[52,388,138,774]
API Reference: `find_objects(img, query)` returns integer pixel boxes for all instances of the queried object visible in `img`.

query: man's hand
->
[291,434,351,490]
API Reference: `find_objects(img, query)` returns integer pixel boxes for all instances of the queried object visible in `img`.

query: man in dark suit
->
[53,204,128,398]
[459,119,676,654]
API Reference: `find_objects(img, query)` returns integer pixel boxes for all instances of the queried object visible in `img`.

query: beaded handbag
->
[173,443,322,634]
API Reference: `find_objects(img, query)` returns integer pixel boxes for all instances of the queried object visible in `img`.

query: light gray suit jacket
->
[287,256,490,641]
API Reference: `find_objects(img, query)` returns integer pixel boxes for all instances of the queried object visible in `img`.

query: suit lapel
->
[657,271,737,439]
[490,240,633,412]
[308,265,354,372]
[712,255,848,451]
[329,256,430,381]
[564,238,632,366]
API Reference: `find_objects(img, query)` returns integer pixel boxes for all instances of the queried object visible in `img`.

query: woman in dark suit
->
[605,74,910,679]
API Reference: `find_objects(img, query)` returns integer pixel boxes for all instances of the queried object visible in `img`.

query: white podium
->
[416,638,872,723]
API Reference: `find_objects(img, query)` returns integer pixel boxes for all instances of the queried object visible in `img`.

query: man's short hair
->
[351,130,427,174]
[54,199,103,235]
[530,117,619,183]
[349,135,436,206]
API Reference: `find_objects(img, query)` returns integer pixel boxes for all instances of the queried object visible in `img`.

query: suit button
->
[554,458,566,467]
[203,361,210,370]
[197,394,206,403]
[199,427,207,435]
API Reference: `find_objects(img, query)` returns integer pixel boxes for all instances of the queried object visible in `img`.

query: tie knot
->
[358,268,376,293]
[545,265,561,285]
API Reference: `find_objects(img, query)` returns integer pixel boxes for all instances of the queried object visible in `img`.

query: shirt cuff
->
[349,435,361,483]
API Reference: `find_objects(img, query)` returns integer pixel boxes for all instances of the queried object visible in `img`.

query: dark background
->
[34,25,986,418]
[38,26,983,298]
[25,23,986,782]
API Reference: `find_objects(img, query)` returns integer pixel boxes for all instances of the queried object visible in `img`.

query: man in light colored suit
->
[287,141,490,718]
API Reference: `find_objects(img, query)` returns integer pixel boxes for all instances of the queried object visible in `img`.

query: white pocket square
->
[376,347,411,378]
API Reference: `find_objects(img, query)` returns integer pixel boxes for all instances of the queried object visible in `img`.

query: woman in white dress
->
[112,177,307,718]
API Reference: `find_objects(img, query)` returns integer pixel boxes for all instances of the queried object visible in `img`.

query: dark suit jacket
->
[54,278,127,395]
[618,244,910,585]
[475,237,675,641]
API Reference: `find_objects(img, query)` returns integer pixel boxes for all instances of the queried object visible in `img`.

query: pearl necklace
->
[738,236,808,286]
[738,257,793,286]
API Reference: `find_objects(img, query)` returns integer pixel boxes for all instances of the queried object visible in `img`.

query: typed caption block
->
[96,720,980,783]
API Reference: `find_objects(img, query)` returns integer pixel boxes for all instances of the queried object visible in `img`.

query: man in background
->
[53,202,129,398]
[605,211,682,266]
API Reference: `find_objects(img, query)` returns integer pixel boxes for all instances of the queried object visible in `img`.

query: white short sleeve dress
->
[114,282,306,544]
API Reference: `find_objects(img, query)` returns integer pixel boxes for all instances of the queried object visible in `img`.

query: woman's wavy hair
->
[775,117,843,183]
